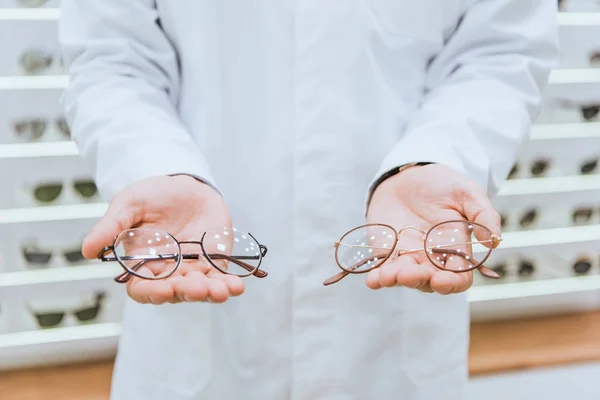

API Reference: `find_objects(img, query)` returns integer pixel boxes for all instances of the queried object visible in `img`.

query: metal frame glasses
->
[323,220,502,286]
[98,227,268,283]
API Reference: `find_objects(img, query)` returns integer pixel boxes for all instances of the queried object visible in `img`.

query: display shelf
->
[0,322,120,371]
[549,68,600,84]
[0,9,593,25]
[0,71,594,91]
[0,141,78,159]
[530,122,600,140]
[0,75,68,91]
[468,275,600,303]
[498,175,600,197]
[558,12,600,26]
[499,224,600,250]
[0,264,122,302]
[0,8,60,21]
[0,202,107,224]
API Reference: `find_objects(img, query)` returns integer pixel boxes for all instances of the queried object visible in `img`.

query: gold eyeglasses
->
[323,220,502,286]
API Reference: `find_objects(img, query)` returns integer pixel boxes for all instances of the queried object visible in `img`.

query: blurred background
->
[0,0,600,399]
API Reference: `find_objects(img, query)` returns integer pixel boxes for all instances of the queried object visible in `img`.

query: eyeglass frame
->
[323,220,502,286]
[98,229,269,283]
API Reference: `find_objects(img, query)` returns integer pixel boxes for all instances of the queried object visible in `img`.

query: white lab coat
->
[58,1,558,399]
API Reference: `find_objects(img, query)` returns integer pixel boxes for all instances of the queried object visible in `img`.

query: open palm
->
[83,175,246,304]
[365,164,502,295]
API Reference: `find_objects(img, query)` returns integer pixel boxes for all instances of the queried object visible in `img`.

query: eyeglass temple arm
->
[112,253,268,283]
[323,252,390,286]
[204,253,268,278]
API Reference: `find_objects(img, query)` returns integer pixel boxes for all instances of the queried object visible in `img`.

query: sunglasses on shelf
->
[499,208,539,230]
[573,257,593,275]
[489,259,535,279]
[580,158,598,175]
[31,293,106,328]
[555,99,600,122]
[22,241,85,266]
[19,49,62,75]
[572,207,599,225]
[507,159,550,180]
[33,180,98,203]
[13,117,70,141]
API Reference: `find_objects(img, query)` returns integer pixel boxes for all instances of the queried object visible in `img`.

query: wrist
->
[168,173,222,197]
[368,162,435,207]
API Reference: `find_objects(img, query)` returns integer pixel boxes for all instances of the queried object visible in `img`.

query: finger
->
[393,259,435,290]
[459,185,502,242]
[210,273,246,297]
[206,277,230,303]
[429,270,473,295]
[173,271,211,302]
[375,257,435,290]
[82,191,143,259]
[366,268,383,290]
[126,274,176,304]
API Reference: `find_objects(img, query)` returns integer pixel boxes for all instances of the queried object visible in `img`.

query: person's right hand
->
[83,175,245,305]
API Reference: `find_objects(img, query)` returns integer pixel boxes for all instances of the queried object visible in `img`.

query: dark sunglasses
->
[580,158,598,175]
[20,49,56,75]
[14,117,70,141]
[22,245,85,266]
[573,257,593,275]
[32,293,106,328]
[500,209,538,230]
[488,259,535,280]
[572,207,598,225]
[33,180,97,203]
[507,159,550,180]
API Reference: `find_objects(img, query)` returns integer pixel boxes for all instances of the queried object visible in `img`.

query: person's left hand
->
[365,163,502,295]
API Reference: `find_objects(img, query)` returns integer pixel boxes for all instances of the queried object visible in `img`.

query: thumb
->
[82,191,143,259]
[459,184,502,248]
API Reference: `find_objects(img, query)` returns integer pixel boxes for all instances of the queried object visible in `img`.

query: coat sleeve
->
[370,0,559,197]
[58,0,219,200]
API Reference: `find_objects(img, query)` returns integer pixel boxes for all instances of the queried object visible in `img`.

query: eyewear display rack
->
[0,6,599,370]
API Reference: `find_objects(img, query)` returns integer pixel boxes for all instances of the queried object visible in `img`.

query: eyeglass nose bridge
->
[396,225,427,237]
[388,226,427,261]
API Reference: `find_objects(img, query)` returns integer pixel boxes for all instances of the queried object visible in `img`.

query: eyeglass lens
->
[35,312,64,328]
[530,159,550,177]
[200,228,263,276]
[336,224,396,273]
[73,180,98,198]
[425,221,492,272]
[63,249,85,263]
[573,208,594,225]
[519,209,538,228]
[20,50,53,75]
[518,260,535,277]
[580,158,598,174]
[22,248,52,265]
[114,228,181,279]
[34,183,63,203]
[581,105,600,121]
[573,258,593,275]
